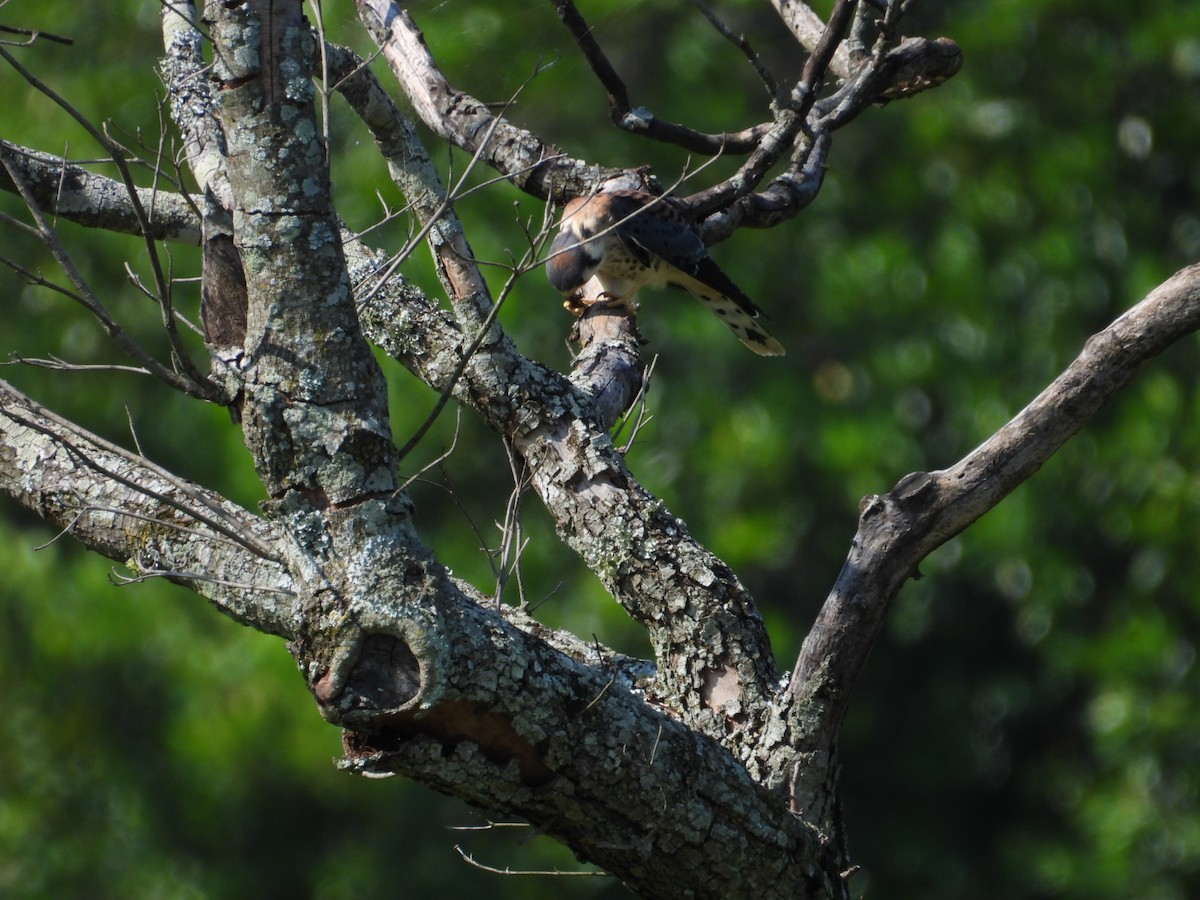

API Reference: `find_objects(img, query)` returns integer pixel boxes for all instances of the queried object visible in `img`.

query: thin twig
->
[4,355,152,376]
[396,404,463,495]
[551,0,770,155]
[112,560,297,596]
[0,44,212,391]
[124,405,146,458]
[494,436,531,606]
[426,463,500,581]
[691,0,779,100]
[0,24,74,46]
[453,845,608,877]
[31,509,86,551]
[447,819,530,831]
[611,354,657,453]
[0,147,218,400]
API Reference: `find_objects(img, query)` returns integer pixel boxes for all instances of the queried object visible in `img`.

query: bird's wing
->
[605,192,763,316]
[603,191,708,273]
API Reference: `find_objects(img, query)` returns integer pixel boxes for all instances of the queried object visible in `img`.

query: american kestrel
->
[546,189,785,356]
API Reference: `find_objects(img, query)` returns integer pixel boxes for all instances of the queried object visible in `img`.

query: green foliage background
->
[2,1,1199,897]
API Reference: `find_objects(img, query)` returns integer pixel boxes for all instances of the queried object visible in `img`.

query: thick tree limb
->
[0,139,200,242]
[335,581,842,900]
[0,378,296,636]
[0,377,845,899]
[352,251,781,745]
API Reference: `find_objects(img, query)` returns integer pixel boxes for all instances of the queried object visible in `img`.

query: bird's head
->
[546,196,605,295]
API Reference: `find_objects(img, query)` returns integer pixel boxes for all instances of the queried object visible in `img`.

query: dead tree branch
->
[772,263,1200,804]
[0,379,295,634]
[0,139,200,241]
[551,0,772,154]
[355,0,601,202]
[353,251,780,741]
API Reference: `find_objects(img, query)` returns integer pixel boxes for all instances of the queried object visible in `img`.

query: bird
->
[545,189,785,356]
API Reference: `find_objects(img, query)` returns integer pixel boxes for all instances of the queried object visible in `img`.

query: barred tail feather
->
[699,292,786,356]
[677,274,786,356]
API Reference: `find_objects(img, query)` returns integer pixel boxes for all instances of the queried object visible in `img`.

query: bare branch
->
[773,0,961,101]
[160,2,234,212]
[453,844,608,877]
[683,0,857,219]
[0,145,220,401]
[3,354,151,376]
[0,23,74,46]
[688,16,959,233]
[355,0,602,202]
[696,128,831,241]
[781,262,1200,790]
[0,139,200,242]
[551,0,771,154]
[0,378,296,635]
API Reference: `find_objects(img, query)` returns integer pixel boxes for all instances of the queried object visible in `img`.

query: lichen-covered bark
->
[0,380,296,636]
[354,272,782,745]
[0,376,844,899]
[0,139,201,242]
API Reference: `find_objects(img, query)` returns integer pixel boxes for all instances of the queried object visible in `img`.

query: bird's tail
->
[680,275,786,356]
